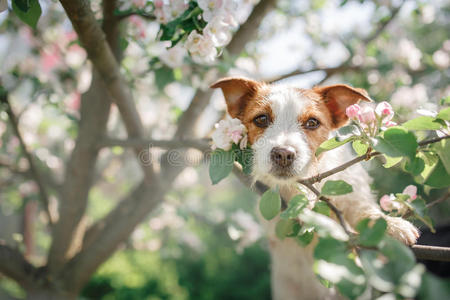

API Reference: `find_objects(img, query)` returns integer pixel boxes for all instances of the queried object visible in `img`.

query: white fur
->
[247,86,419,300]
[252,87,313,185]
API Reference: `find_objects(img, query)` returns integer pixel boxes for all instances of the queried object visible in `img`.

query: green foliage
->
[209,146,253,184]
[159,2,205,47]
[12,0,41,29]
[356,218,387,247]
[280,194,308,219]
[316,137,355,156]
[373,127,418,159]
[403,116,443,130]
[209,149,235,185]
[321,180,353,196]
[352,140,368,156]
[259,189,281,220]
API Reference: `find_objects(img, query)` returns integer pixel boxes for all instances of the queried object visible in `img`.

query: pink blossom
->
[132,0,146,9]
[375,101,394,122]
[345,104,361,119]
[212,117,247,151]
[383,121,397,128]
[154,0,163,8]
[41,46,62,73]
[402,185,417,201]
[129,16,146,38]
[358,106,376,124]
[380,194,393,211]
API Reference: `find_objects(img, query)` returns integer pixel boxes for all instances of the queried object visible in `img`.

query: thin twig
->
[1,94,54,225]
[426,190,450,209]
[299,135,450,186]
[301,181,352,236]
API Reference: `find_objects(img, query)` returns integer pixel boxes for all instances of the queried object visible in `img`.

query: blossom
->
[132,0,146,9]
[381,121,397,129]
[185,31,217,64]
[358,106,376,124]
[160,44,186,68]
[403,185,417,201]
[211,117,247,151]
[346,104,361,119]
[380,194,394,211]
[203,15,232,47]
[375,101,394,121]
[197,0,224,21]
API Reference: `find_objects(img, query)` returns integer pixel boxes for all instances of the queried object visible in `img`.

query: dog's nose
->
[270,147,296,168]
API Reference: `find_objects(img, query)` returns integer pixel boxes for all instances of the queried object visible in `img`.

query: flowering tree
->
[0,0,449,299]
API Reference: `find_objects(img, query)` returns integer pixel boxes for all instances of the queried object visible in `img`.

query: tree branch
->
[1,94,54,225]
[268,1,403,84]
[47,0,123,274]
[98,137,210,151]
[299,135,450,186]
[61,180,165,292]
[58,0,156,182]
[0,243,38,289]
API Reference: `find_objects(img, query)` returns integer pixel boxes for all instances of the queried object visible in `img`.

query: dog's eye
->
[253,114,270,128]
[304,118,320,129]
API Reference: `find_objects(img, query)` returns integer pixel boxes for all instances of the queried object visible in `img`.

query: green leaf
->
[259,189,281,220]
[373,127,418,159]
[383,155,403,168]
[275,219,296,240]
[403,116,443,130]
[356,218,387,247]
[296,230,314,246]
[336,125,360,141]
[352,140,368,156]
[359,250,396,292]
[154,67,175,90]
[405,156,425,176]
[313,200,331,216]
[424,159,450,188]
[209,149,235,185]
[408,198,435,232]
[434,139,450,174]
[12,0,42,29]
[379,236,416,276]
[235,147,253,175]
[280,194,308,220]
[300,210,348,241]
[314,238,366,299]
[322,180,353,196]
[316,137,355,156]
[440,96,450,105]
[314,237,347,260]
[437,107,450,121]
[418,272,450,300]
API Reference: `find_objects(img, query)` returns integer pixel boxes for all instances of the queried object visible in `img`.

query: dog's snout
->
[270,147,296,168]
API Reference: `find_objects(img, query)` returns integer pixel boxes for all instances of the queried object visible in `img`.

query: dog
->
[211,77,420,300]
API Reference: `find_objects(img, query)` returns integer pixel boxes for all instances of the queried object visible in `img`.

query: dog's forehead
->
[266,86,311,117]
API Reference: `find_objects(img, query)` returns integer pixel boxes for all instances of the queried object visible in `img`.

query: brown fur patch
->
[297,89,335,153]
[240,87,272,144]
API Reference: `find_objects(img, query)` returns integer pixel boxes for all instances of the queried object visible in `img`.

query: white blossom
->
[203,15,232,47]
[211,117,247,151]
[160,44,186,68]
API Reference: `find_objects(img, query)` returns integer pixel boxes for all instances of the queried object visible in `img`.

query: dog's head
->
[211,77,371,185]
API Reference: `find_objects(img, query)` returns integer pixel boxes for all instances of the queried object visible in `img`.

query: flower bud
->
[358,106,376,124]
[346,104,361,119]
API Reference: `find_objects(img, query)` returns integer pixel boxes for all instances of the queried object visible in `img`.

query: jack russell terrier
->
[211,77,419,300]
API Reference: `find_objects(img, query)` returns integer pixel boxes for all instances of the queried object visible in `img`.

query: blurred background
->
[0,0,449,299]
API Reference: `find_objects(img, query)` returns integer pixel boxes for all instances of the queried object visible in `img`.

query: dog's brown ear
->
[211,77,261,119]
[314,84,372,128]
